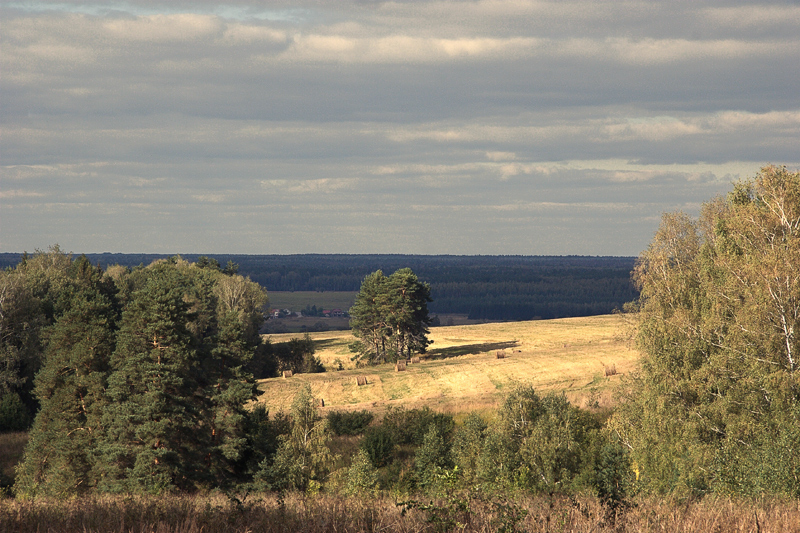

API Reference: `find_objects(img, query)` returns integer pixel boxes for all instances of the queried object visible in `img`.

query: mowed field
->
[257,313,639,416]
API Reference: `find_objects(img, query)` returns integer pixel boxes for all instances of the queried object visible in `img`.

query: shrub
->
[327,410,374,436]
[345,449,379,495]
[361,426,396,468]
[382,406,454,445]
[451,412,487,484]
[0,392,31,432]
[415,424,452,490]
[592,439,634,520]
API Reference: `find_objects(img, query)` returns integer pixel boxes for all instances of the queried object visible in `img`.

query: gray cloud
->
[1,1,798,255]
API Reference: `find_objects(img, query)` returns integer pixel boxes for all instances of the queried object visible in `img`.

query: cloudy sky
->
[2,1,798,256]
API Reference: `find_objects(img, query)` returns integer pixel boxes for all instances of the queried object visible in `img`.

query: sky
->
[1,1,799,256]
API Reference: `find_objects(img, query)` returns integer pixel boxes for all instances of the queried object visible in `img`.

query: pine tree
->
[349,268,432,365]
[15,257,117,496]
[95,261,265,493]
[349,270,389,363]
[95,264,207,493]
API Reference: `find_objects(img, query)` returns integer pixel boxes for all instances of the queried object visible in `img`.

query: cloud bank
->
[2,1,798,255]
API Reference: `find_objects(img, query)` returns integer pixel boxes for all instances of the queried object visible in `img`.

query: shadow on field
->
[426,341,519,360]
[311,338,347,350]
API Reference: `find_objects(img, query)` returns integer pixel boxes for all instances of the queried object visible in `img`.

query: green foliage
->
[0,392,31,432]
[592,439,634,515]
[614,165,800,498]
[15,257,117,497]
[361,426,395,468]
[382,406,455,446]
[273,334,324,374]
[414,424,453,490]
[3,254,267,496]
[458,386,600,494]
[254,385,334,493]
[451,413,487,485]
[344,449,379,496]
[349,268,432,365]
[326,409,374,436]
[250,334,324,377]
[399,468,472,533]
[239,405,290,478]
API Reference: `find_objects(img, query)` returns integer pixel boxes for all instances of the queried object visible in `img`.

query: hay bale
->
[395,360,407,371]
[410,356,420,364]
[317,398,325,407]
[356,376,368,386]
[496,351,505,359]
[282,370,293,378]
[604,364,617,377]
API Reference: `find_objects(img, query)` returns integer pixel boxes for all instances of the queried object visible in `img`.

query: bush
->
[382,406,454,446]
[345,449,379,495]
[415,425,452,490]
[0,392,31,432]
[592,439,634,515]
[361,426,396,468]
[327,410,374,436]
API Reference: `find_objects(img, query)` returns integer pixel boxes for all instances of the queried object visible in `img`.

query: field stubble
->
[258,314,639,415]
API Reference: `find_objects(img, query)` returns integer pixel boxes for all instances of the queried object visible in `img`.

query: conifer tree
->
[95,261,265,493]
[15,256,117,496]
[349,268,432,365]
[95,264,204,493]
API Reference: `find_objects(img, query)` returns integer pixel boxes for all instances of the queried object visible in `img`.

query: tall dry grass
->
[2,492,798,533]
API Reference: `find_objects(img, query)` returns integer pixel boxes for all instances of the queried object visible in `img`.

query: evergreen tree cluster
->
[349,268,432,364]
[1,251,271,495]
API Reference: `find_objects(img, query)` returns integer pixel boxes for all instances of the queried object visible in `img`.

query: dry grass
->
[0,432,27,486]
[257,314,639,416]
[2,492,798,533]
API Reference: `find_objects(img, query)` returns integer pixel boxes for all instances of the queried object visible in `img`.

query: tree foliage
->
[254,385,334,493]
[16,258,117,496]
[7,252,269,496]
[612,165,800,498]
[349,268,432,364]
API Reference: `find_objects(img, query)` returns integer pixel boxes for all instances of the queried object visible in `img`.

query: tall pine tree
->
[16,256,117,496]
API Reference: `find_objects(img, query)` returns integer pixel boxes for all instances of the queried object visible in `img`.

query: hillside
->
[256,313,639,416]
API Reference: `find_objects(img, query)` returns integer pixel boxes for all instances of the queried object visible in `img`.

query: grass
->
[3,492,799,533]
[257,313,639,416]
[0,432,27,488]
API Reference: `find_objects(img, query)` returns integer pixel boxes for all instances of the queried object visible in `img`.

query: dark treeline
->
[0,254,638,320]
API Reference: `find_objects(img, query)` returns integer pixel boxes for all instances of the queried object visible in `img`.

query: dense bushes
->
[326,410,374,436]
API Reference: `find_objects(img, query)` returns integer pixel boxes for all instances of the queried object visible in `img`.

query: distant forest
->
[0,253,638,321]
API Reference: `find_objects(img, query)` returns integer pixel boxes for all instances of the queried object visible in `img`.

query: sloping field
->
[256,314,639,416]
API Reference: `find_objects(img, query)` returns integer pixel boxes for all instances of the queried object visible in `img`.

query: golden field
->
[257,313,639,415]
